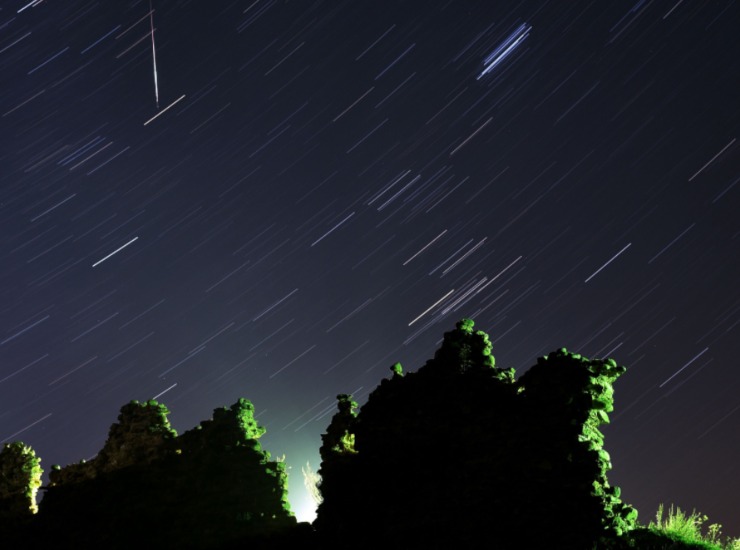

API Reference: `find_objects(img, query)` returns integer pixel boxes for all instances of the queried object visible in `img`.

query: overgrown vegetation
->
[315,319,736,549]
[0,442,43,520]
[0,319,735,548]
[645,503,740,550]
[2,398,294,548]
[315,319,639,547]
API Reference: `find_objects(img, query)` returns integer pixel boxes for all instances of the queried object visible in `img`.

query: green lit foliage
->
[518,347,638,539]
[99,399,178,468]
[173,397,294,537]
[36,397,295,547]
[49,399,177,486]
[390,362,404,377]
[314,394,359,532]
[315,319,639,548]
[645,503,740,550]
[178,398,266,455]
[0,442,43,519]
[422,318,515,382]
[319,394,358,461]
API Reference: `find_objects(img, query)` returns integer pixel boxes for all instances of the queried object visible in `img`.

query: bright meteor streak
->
[149,2,159,109]
[92,237,139,267]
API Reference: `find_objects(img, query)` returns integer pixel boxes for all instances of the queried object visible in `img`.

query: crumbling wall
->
[48,399,177,487]
[315,319,637,548]
[33,397,294,548]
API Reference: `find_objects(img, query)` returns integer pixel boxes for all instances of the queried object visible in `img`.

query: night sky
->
[1,0,738,530]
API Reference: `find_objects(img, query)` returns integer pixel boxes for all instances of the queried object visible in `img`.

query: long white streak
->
[429,238,474,275]
[144,94,186,125]
[150,1,159,108]
[409,289,455,326]
[106,332,155,363]
[584,243,631,283]
[477,32,528,79]
[346,118,388,153]
[152,383,177,400]
[92,237,139,267]
[323,340,371,374]
[697,403,740,439]
[443,279,488,314]
[115,31,152,59]
[442,237,487,275]
[0,31,31,55]
[491,320,523,345]
[17,1,37,13]
[116,11,152,39]
[69,142,113,170]
[249,318,295,351]
[377,174,421,211]
[81,25,122,54]
[282,396,331,430]
[368,170,411,206]
[48,356,97,385]
[326,298,373,333]
[253,289,299,321]
[1,413,52,443]
[189,322,236,353]
[663,0,683,19]
[484,23,528,64]
[688,138,736,181]
[659,347,709,388]
[70,312,119,342]
[264,41,304,75]
[86,146,131,175]
[356,24,395,60]
[311,212,355,246]
[487,255,523,285]
[3,88,45,117]
[403,230,447,265]
[30,193,77,221]
[0,354,49,383]
[477,23,531,79]
[449,117,492,156]
[119,299,166,329]
[0,315,50,346]
[269,345,317,379]
[159,347,205,378]
[333,87,374,122]
[648,223,696,264]
[205,260,250,292]
[28,46,69,75]
[711,175,739,204]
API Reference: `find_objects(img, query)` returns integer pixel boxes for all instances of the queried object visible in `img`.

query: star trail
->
[0,1,738,529]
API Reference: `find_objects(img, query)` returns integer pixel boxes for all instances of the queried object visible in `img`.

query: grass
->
[593,503,739,550]
[641,503,740,550]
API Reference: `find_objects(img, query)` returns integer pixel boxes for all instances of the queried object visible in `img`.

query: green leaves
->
[0,441,43,517]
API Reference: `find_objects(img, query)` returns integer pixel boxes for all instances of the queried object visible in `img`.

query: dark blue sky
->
[1,0,738,530]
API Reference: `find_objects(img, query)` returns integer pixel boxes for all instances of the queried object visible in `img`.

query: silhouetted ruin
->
[3,398,295,548]
[315,318,637,548]
[0,319,723,549]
